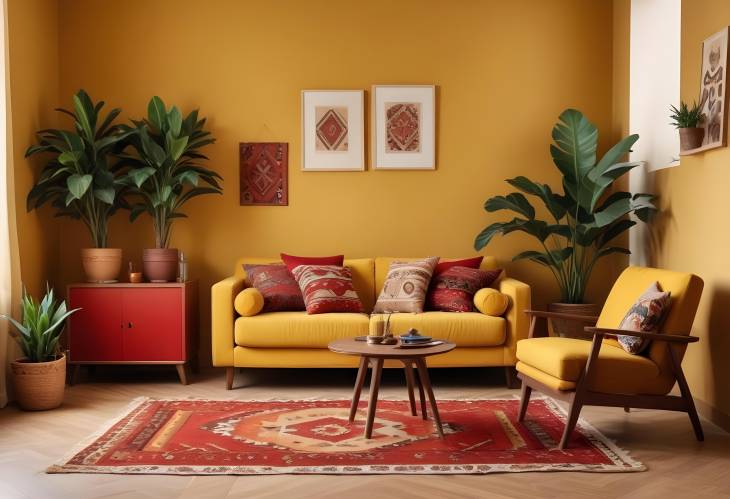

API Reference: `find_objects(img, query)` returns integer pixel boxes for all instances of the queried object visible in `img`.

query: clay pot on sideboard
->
[81,248,122,283]
[679,127,705,151]
[11,354,66,411]
[143,248,179,282]
[547,302,602,340]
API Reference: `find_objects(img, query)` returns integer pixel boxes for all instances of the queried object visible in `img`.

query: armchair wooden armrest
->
[584,327,698,344]
[524,309,599,338]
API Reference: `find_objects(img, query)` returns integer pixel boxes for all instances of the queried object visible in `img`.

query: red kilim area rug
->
[48,398,644,475]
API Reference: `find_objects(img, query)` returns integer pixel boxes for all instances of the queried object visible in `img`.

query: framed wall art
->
[698,26,729,151]
[301,90,364,171]
[371,85,436,170]
[239,142,288,206]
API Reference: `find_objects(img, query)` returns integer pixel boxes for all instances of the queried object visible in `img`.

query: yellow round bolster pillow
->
[473,288,510,316]
[234,288,265,317]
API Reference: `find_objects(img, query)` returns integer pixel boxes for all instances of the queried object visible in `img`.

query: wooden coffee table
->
[328,338,455,439]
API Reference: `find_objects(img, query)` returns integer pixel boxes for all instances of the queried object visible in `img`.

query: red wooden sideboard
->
[67,281,198,384]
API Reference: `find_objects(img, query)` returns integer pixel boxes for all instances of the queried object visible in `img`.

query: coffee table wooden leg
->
[414,363,428,420]
[403,361,418,416]
[365,358,384,439]
[349,356,369,422]
[415,358,444,438]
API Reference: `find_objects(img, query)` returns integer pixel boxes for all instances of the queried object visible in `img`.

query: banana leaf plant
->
[474,109,656,304]
[0,286,80,363]
[119,96,221,248]
[25,90,132,248]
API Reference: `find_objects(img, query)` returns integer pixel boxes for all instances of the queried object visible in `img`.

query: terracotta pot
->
[81,248,122,283]
[143,248,179,282]
[11,354,66,411]
[679,127,704,151]
[547,302,601,340]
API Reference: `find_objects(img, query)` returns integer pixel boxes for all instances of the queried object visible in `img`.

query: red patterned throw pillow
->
[280,253,344,273]
[426,266,503,312]
[434,256,484,276]
[243,264,305,312]
[617,282,671,354]
[292,265,364,314]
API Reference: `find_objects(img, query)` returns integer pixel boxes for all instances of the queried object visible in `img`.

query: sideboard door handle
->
[128,322,133,329]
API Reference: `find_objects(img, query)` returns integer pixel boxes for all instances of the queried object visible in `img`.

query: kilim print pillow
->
[243,264,305,312]
[373,257,439,314]
[426,266,503,312]
[617,282,672,355]
[292,265,364,314]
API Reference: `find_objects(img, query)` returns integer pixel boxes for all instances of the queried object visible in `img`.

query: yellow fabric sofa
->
[212,256,531,387]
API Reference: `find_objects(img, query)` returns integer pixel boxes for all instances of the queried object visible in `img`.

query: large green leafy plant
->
[120,96,221,248]
[474,109,656,304]
[26,90,131,247]
[0,287,79,363]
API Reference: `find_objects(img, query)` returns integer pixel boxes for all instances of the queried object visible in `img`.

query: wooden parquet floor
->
[0,366,729,499]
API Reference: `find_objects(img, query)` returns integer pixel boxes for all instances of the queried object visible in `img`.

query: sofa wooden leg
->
[518,383,532,421]
[226,367,234,390]
[504,366,520,389]
[624,406,630,413]
[559,395,583,450]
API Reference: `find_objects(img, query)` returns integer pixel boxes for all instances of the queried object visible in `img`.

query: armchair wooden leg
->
[669,346,704,441]
[559,394,583,450]
[624,406,630,413]
[225,367,234,390]
[518,382,532,422]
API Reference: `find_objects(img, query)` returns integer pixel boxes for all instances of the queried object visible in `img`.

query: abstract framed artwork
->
[699,26,729,151]
[372,85,436,170]
[239,142,288,206]
[301,90,364,171]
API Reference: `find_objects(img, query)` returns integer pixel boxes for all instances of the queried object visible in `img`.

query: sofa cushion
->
[384,312,506,347]
[292,265,364,314]
[473,288,510,316]
[234,288,264,317]
[243,264,305,312]
[281,253,344,272]
[426,266,502,312]
[373,257,439,313]
[235,312,370,348]
[516,337,664,394]
[616,282,671,354]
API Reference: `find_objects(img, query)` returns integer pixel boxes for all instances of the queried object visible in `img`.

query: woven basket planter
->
[11,354,66,411]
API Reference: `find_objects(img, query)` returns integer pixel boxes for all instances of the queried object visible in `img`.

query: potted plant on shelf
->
[26,90,132,282]
[120,96,221,282]
[670,101,705,151]
[474,108,656,338]
[1,287,80,410]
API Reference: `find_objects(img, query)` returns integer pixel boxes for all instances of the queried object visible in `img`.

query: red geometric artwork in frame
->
[239,142,288,206]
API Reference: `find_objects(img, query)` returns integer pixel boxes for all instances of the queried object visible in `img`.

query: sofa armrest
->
[499,277,531,365]
[211,276,246,367]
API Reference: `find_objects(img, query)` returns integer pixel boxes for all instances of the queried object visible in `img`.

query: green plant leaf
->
[72,94,94,142]
[148,96,167,130]
[94,188,115,204]
[67,174,92,200]
[168,106,182,137]
[598,219,636,247]
[484,193,535,219]
[129,204,149,222]
[506,176,566,220]
[128,167,156,188]
[58,150,82,166]
[169,136,188,162]
[512,250,551,266]
[474,222,508,250]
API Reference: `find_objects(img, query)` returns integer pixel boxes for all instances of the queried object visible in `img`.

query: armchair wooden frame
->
[518,309,703,450]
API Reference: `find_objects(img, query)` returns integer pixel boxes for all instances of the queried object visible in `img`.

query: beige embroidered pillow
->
[373,257,439,313]
[617,282,671,354]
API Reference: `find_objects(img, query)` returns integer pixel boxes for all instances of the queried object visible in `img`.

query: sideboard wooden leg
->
[175,364,189,385]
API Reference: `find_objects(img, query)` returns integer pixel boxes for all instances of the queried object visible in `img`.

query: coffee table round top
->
[328,338,455,358]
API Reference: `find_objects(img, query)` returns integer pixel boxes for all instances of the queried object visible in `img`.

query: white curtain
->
[0,0,20,408]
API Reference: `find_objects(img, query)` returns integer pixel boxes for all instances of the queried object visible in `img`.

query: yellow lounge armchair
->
[515,266,704,449]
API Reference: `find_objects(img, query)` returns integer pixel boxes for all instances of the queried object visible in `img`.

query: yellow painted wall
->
[6,0,60,298]
[648,0,730,427]
[53,0,620,364]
